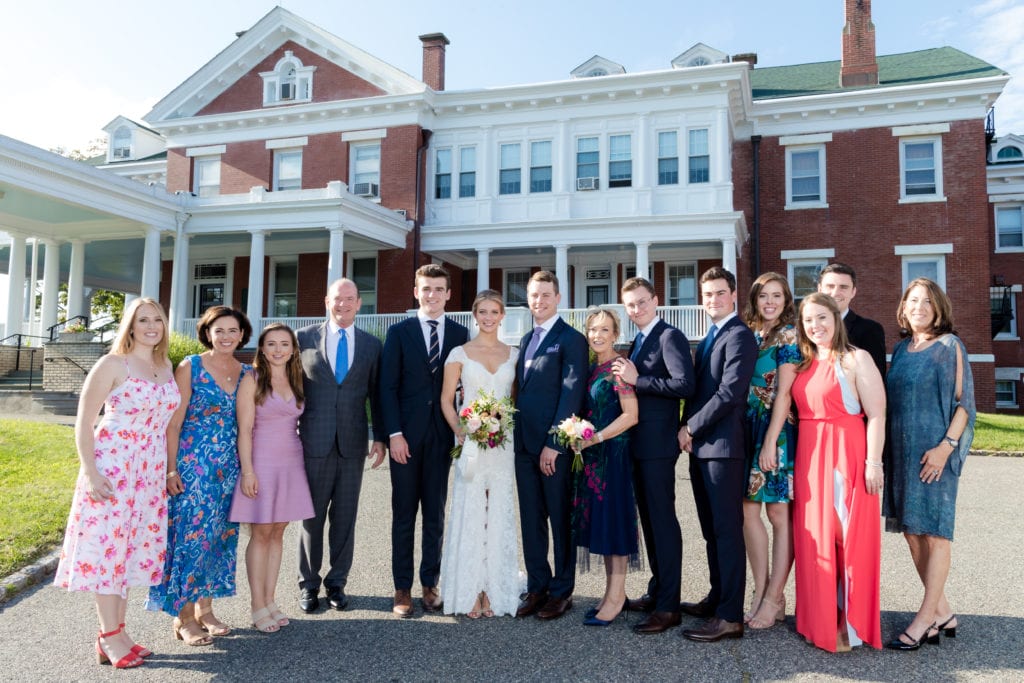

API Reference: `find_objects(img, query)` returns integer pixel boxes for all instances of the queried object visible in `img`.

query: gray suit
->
[297,321,384,592]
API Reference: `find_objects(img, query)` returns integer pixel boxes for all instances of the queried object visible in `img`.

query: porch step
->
[0,371,43,390]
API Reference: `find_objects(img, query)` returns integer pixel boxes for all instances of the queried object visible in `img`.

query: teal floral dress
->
[146,355,249,615]
[745,325,799,503]
[572,359,641,570]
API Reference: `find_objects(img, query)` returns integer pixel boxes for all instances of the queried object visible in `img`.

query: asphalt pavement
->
[1,453,1022,682]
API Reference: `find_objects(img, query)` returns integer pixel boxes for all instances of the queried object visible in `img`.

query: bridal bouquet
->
[549,415,596,472]
[450,390,516,459]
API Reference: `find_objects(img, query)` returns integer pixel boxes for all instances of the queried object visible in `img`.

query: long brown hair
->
[743,272,795,346]
[253,323,304,408]
[111,297,170,360]
[796,293,854,371]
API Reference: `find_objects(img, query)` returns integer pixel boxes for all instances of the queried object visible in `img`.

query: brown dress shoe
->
[625,593,655,613]
[682,617,744,642]
[536,595,573,620]
[393,589,413,618]
[679,596,716,619]
[515,591,548,618]
[421,586,443,613]
[633,610,682,634]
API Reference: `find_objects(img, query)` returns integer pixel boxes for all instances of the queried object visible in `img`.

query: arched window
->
[260,51,315,106]
[997,146,1023,161]
[689,56,711,67]
[112,127,131,159]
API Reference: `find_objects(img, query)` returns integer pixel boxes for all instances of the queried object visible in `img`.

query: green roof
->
[750,47,1006,100]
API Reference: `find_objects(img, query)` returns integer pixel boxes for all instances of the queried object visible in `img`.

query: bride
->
[440,290,524,617]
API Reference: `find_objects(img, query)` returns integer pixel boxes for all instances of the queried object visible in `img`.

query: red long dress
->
[791,358,881,651]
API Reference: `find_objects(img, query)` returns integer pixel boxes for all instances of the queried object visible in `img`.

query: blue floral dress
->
[572,359,641,570]
[147,354,249,615]
[745,325,800,503]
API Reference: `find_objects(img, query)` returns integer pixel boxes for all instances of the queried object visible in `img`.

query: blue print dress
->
[572,358,641,570]
[745,325,800,502]
[147,354,250,615]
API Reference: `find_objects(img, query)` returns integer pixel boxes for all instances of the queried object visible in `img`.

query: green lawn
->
[972,412,1024,452]
[0,419,79,579]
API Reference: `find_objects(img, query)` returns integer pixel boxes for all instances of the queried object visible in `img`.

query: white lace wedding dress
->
[440,345,525,616]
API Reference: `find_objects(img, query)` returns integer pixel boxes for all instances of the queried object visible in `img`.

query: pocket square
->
[546,344,560,353]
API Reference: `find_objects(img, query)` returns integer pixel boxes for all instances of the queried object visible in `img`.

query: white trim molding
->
[779,133,833,146]
[186,145,227,157]
[266,136,309,150]
[781,248,835,259]
[891,123,950,136]
[342,129,388,142]
[894,243,953,255]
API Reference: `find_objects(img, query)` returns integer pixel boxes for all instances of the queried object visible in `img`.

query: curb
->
[1,548,61,604]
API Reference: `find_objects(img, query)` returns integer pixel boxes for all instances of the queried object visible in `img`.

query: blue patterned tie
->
[427,320,441,374]
[630,332,645,362]
[335,328,348,384]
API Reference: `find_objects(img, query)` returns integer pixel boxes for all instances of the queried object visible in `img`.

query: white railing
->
[178,305,708,346]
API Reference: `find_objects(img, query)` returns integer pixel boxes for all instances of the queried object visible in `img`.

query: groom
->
[514,271,588,620]
[380,264,469,618]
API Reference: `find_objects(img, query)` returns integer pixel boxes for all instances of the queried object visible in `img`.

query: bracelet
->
[597,432,604,443]
[166,470,179,479]
[865,460,883,468]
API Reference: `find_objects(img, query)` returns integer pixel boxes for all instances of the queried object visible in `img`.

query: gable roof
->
[750,47,1007,100]
[145,6,425,122]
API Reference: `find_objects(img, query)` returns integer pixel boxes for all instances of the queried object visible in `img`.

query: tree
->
[49,137,107,161]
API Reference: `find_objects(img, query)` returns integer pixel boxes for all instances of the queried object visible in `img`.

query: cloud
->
[968,1,1024,135]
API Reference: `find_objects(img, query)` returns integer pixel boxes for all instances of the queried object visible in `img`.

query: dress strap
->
[833,357,862,415]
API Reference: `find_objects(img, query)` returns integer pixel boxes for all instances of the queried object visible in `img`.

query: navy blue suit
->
[682,315,757,623]
[380,315,469,590]
[845,309,887,380]
[513,317,588,598]
[628,319,695,612]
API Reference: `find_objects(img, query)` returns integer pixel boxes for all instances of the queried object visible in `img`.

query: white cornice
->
[145,7,425,123]
[744,75,1009,139]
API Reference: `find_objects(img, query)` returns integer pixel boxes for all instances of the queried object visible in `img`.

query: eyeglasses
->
[624,298,652,311]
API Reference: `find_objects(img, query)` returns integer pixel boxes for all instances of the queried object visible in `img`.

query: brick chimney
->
[841,0,878,87]
[419,33,449,91]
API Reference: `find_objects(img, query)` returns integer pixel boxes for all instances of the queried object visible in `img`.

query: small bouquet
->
[549,415,596,472]
[450,390,516,459]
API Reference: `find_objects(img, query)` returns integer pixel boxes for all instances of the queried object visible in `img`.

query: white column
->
[140,226,162,300]
[40,239,60,334]
[26,238,39,321]
[327,227,345,287]
[124,293,138,310]
[246,230,266,340]
[169,232,190,331]
[635,241,651,284]
[4,233,26,338]
[722,238,737,280]
[555,244,569,304]
[636,114,649,188]
[66,239,87,320]
[715,107,730,183]
[476,248,490,294]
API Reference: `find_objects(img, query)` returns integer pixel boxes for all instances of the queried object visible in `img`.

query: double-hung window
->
[499,143,521,195]
[895,128,945,202]
[193,156,221,197]
[996,205,1024,250]
[530,141,552,193]
[787,146,826,206]
[658,132,679,185]
[435,149,452,199]
[273,150,302,191]
[608,134,632,188]
[576,137,599,188]
[459,147,476,198]
[688,129,709,184]
[351,143,381,197]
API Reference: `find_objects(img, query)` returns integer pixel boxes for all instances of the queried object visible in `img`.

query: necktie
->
[699,324,718,359]
[335,328,349,384]
[427,320,441,374]
[524,326,543,375]
[629,332,645,362]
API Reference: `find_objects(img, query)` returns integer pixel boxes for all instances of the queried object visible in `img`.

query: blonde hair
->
[111,298,170,360]
[585,307,621,337]
[472,289,505,315]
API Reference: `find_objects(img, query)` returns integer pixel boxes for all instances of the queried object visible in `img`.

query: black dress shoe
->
[516,591,548,618]
[679,596,716,619]
[299,589,319,613]
[625,593,655,613]
[326,587,348,611]
[633,610,682,634]
[682,617,744,642]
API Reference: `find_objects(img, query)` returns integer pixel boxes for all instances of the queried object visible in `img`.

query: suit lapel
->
[520,319,560,387]
[316,322,333,378]
[406,317,430,366]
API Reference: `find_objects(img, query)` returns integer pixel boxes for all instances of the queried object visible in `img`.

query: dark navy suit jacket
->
[629,319,695,460]
[845,309,887,380]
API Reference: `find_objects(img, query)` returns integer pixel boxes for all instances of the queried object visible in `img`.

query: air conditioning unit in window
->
[577,177,599,191]
[394,208,407,218]
[280,83,294,100]
[353,182,380,198]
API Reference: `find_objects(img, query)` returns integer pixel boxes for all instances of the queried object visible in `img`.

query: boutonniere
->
[547,344,560,353]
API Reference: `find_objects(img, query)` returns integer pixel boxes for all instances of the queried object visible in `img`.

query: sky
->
[1,0,1021,152]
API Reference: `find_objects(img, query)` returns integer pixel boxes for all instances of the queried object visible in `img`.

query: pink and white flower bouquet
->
[549,414,596,472]
[450,390,516,459]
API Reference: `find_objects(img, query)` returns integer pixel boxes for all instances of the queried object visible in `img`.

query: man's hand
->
[612,357,639,386]
[368,441,386,469]
[539,446,560,477]
[389,434,410,464]
[677,426,693,454]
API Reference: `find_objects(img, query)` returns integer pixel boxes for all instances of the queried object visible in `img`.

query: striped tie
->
[427,320,440,374]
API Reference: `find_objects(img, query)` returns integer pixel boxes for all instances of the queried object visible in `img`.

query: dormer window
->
[997,146,1023,161]
[112,126,131,159]
[260,51,315,106]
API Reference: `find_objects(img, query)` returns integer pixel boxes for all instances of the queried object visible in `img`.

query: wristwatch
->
[943,435,959,448]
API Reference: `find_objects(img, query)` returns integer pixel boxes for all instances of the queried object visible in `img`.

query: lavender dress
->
[229,392,314,524]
